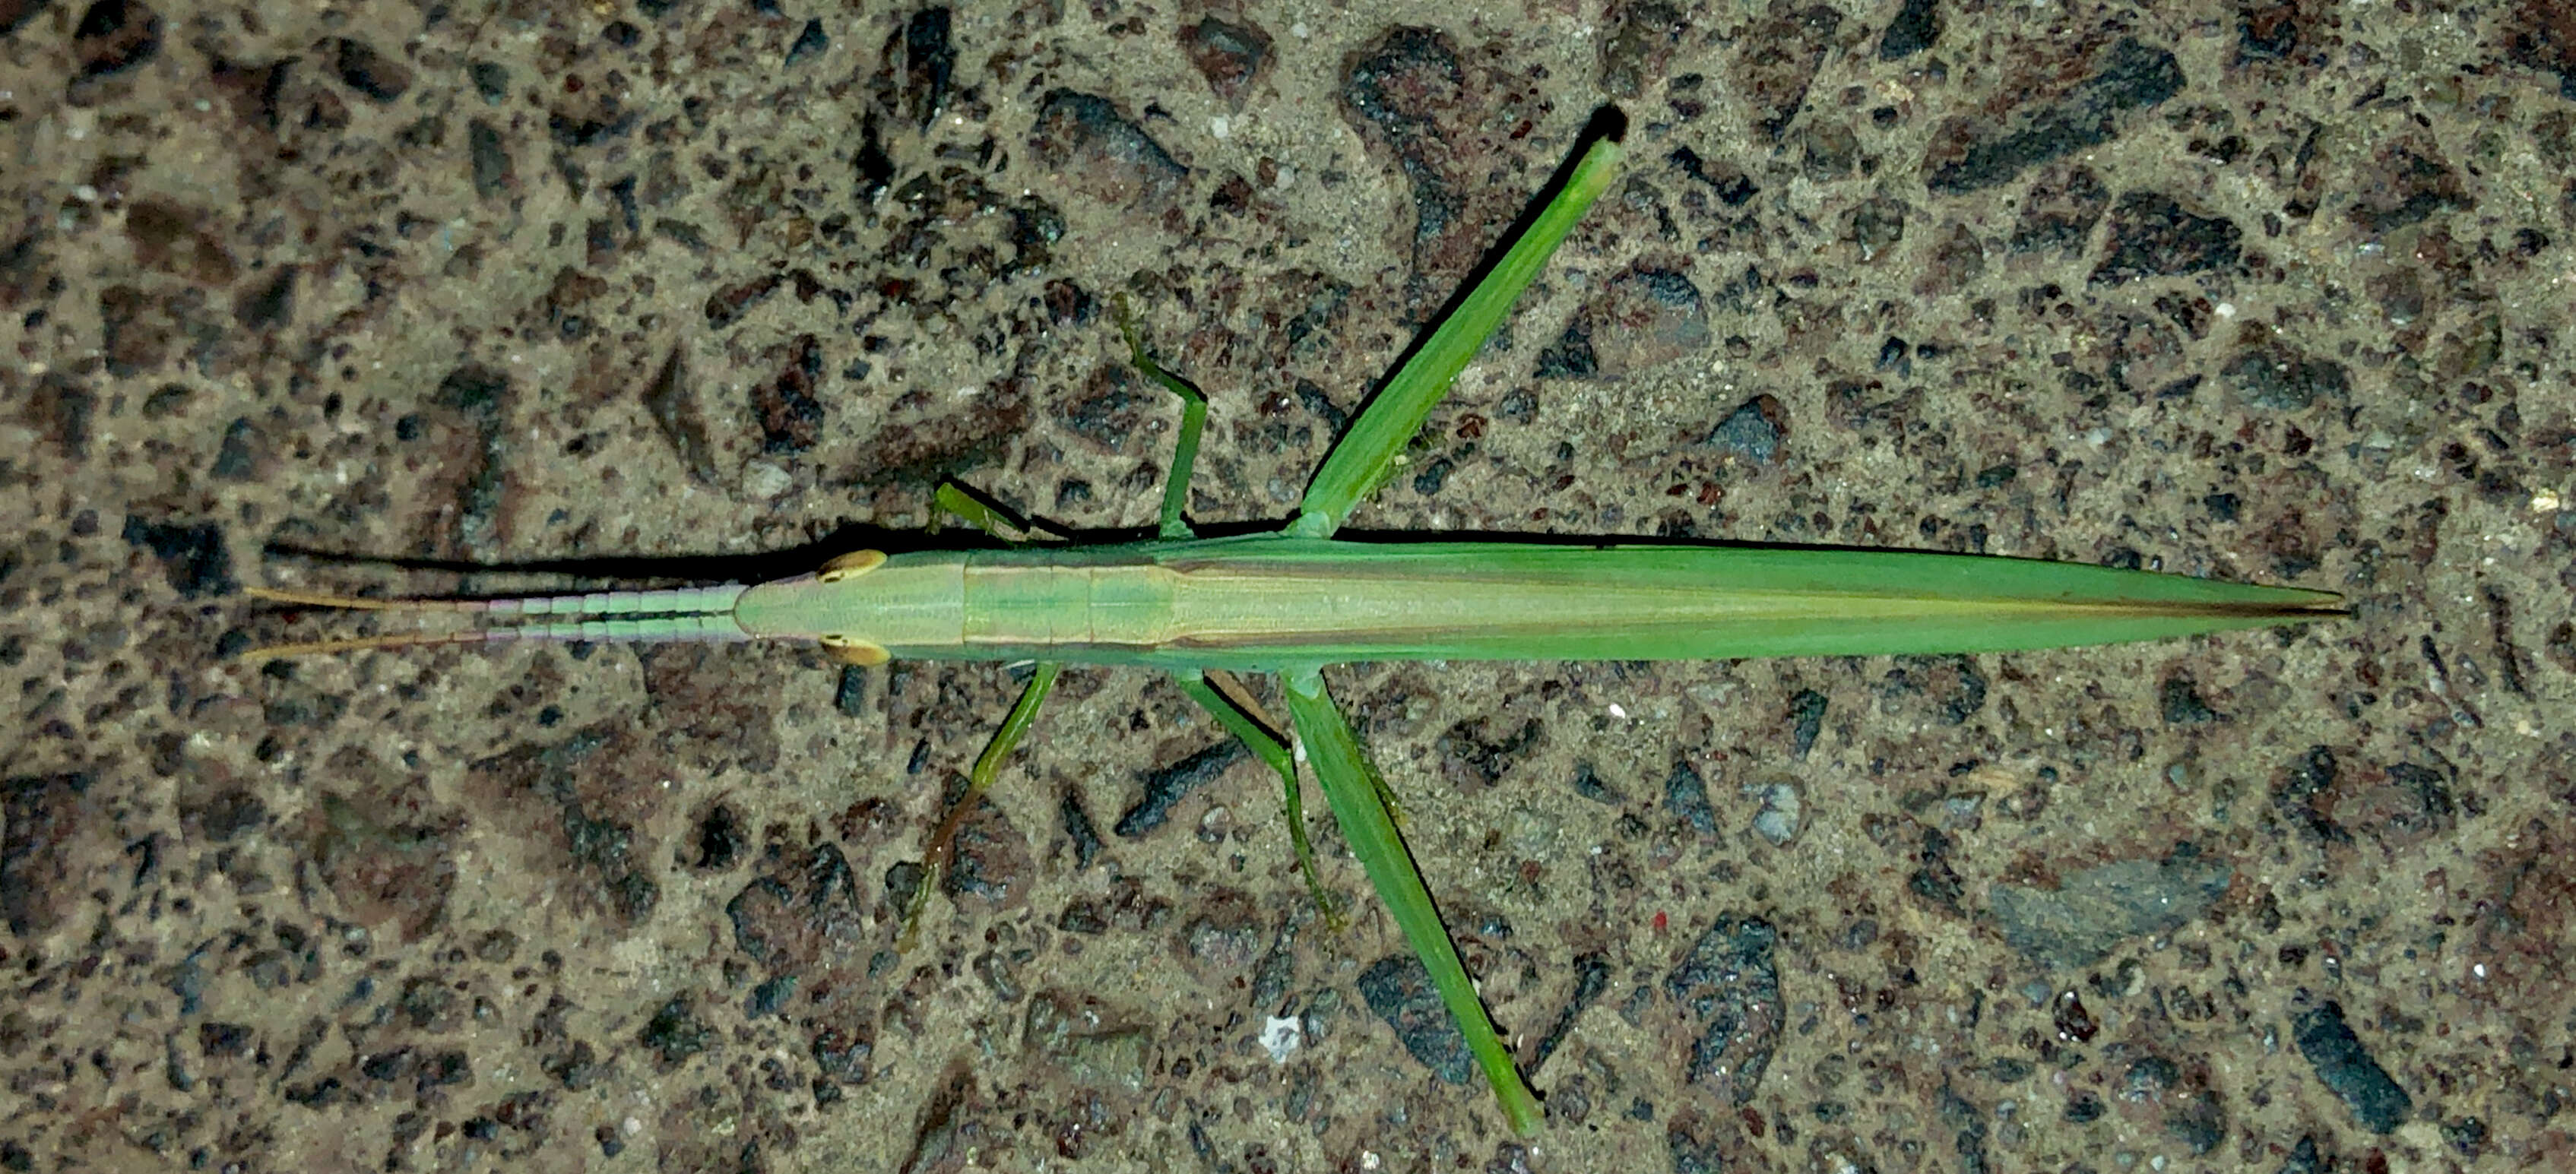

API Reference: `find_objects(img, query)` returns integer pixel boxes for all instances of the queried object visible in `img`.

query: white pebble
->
[1259,1015,1302,1063]
[741,460,794,499]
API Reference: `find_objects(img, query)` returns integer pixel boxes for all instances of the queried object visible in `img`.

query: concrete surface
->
[2,0,2570,1169]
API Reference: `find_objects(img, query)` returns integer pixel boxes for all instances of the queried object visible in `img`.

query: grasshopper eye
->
[819,550,888,583]
[818,635,889,666]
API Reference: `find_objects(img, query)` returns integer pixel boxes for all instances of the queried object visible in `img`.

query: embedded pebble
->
[740,460,793,499]
[1744,777,1804,845]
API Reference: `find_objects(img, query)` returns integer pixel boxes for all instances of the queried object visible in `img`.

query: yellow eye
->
[818,550,888,583]
[818,635,889,666]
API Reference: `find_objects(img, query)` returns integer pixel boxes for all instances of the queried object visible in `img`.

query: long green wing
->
[844,536,2340,673]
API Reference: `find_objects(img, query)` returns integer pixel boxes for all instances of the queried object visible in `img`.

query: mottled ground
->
[4,0,2571,1169]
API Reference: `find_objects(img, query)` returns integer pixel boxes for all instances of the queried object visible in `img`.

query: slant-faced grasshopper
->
[246,107,2339,1133]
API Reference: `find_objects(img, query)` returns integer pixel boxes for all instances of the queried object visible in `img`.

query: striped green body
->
[249,110,2341,1138]
[730,534,2338,672]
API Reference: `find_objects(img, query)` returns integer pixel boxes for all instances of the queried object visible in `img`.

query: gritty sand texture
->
[3,0,2571,1169]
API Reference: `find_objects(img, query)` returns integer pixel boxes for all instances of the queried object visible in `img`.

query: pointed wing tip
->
[2201,590,2346,624]
[2277,587,2349,619]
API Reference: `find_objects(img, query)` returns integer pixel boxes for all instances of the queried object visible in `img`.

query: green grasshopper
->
[246,107,2339,1134]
